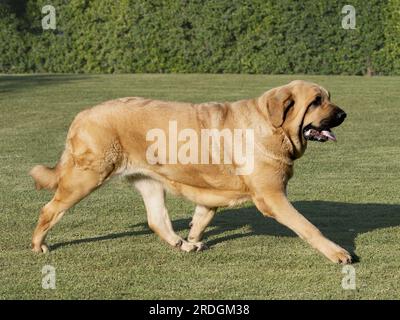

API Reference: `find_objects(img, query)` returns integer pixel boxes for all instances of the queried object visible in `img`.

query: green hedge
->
[374,0,400,74]
[0,0,399,74]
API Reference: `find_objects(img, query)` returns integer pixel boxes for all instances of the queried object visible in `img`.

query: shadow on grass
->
[49,229,150,251]
[205,201,400,262]
[50,201,400,262]
[0,75,90,94]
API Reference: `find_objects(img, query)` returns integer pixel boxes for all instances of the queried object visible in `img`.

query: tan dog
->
[30,80,351,264]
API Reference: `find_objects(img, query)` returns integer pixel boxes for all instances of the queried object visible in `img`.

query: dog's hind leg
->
[31,166,108,253]
[187,205,217,243]
[133,178,206,252]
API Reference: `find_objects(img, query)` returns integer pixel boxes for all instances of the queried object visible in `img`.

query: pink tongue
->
[321,130,336,141]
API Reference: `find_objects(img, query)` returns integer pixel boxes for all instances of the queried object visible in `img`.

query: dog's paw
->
[325,244,352,264]
[32,243,49,254]
[179,240,207,252]
[333,249,352,264]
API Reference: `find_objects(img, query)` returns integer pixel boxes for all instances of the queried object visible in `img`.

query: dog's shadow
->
[51,201,400,261]
[203,201,400,262]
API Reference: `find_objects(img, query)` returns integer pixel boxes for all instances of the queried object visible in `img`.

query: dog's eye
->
[312,96,322,107]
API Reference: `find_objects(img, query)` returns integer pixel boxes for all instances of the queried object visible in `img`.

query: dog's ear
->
[266,87,294,128]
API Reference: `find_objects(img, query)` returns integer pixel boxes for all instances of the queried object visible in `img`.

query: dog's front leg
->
[252,192,352,264]
[188,205,217,243]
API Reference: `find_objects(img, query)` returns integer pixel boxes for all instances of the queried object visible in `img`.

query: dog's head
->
[259,80,346,157]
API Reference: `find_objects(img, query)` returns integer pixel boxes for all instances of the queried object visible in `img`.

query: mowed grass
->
[0,74,399,299]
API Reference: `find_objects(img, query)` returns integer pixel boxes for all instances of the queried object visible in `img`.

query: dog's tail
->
[29,164,59,191]
[29,149,70,191]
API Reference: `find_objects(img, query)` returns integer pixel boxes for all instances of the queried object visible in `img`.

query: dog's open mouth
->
[303,124,336,142]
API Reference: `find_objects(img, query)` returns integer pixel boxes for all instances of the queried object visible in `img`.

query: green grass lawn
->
[0,74,399,299]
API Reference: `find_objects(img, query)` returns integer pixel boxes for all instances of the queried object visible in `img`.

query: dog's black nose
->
[337,111,347,121]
